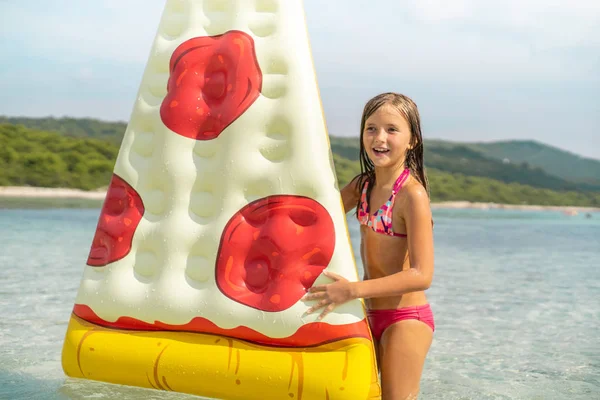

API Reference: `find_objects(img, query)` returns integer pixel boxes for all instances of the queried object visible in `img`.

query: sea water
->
[0,207,598,399]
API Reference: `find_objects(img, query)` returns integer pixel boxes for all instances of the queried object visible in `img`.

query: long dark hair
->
[355,92,430,214]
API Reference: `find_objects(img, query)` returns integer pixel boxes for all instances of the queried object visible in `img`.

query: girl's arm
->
[303,184,433,318]
[340,175,361,214]
[353,185,434,298]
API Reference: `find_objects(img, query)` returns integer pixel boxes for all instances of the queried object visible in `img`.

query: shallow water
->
[0,207,598,399]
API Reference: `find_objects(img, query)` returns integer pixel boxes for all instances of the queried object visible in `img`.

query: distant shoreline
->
[0,186,107,200]
[1,186,599,212]
[430,201,599,213]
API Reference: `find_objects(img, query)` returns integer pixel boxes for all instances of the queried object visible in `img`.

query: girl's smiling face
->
[362,103,412,170]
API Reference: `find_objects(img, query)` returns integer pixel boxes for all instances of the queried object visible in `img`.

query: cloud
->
[304,0,600,84]
[1,0,597,158]
[405,0,600,47]
[2,1,164,64]
[75,67,94,81]
[4,0,598,83]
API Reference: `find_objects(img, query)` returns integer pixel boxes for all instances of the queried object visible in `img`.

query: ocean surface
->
[0,206,598,399]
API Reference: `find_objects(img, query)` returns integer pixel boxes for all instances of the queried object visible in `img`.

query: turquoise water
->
[0,207,598,399]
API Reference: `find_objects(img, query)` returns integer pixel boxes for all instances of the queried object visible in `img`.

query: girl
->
[304,92,435,399]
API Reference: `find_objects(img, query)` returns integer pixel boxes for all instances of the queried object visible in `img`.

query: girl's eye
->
[366,127,375,132]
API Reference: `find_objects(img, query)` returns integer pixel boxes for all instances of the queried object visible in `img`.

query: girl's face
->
[362,103,412,170]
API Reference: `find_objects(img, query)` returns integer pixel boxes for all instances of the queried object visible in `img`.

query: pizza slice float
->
[61,2,380,399]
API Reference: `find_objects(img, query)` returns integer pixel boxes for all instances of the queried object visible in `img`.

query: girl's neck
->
[373,161,408,188]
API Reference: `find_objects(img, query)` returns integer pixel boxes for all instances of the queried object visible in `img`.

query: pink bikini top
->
[357,169,410,237]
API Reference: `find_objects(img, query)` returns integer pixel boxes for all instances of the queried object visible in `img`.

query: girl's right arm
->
[340,175,361,214]
[339,175,365,281]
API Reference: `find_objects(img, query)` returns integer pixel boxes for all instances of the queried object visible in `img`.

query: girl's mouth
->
[373,147,390,155]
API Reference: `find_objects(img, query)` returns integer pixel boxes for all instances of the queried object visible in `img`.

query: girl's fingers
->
[308,285,327,293]
[323,271,344,281]
[317,303,336,320]
[302,292,325,301]
[305,299,330,315]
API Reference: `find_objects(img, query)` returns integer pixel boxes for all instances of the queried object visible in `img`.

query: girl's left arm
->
[304,185,434,319]
[354,185,434,298]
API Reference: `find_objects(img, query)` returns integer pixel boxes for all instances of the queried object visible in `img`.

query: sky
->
[1,0,599,159]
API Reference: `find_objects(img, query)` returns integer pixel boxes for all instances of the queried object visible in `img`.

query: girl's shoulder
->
[394,176,431,217]
[340,173,366,208]
[403,177,428,199]
[346,173,368,194]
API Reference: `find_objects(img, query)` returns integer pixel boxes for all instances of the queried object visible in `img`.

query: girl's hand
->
[303,271,356,320]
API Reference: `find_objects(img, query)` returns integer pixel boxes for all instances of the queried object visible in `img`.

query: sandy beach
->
[430,201,600,213]
[1,186,599,212]
[0,186,107,200]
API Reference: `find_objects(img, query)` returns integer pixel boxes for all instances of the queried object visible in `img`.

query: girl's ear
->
[408,137,418,150]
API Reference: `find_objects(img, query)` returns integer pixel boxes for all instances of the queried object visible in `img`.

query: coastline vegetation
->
[2,121,599,207]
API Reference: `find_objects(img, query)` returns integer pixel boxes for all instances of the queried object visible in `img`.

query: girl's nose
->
[375,128,387,141]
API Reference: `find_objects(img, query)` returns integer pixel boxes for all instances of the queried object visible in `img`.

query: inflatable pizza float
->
[61,1,381,399]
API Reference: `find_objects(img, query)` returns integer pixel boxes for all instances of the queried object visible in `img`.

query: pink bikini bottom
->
[367,304,435,342]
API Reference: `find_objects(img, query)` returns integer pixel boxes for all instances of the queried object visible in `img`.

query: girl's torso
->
[356,170,429,310]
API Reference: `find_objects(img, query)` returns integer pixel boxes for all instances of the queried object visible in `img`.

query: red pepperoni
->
[216,196,335,312]
[160,30,262,140]
[87,174,144,267]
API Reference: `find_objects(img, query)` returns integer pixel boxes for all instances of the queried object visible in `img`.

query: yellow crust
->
[62,315,381,400]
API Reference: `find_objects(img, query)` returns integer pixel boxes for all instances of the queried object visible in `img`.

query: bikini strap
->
[361,178,369,195]
[357,179,370,218]
[391,169,410,195]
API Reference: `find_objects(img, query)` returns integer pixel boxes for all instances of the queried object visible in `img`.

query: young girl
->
[304,92,435,399]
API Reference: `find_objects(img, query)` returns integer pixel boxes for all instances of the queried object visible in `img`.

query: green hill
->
[329,136,600,192]
[2,122,599,207]
[4,116,597,191]
[465,140,600,186]
[425,142,600,192]
[0,116,126,145]
[0,124,117,190]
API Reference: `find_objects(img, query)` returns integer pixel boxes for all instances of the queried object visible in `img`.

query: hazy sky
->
[1,0,598,159]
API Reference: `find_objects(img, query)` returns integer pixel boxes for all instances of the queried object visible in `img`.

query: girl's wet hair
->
[354,92,430,214]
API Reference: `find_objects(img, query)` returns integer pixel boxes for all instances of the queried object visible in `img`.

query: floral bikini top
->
[357,169,410,238]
